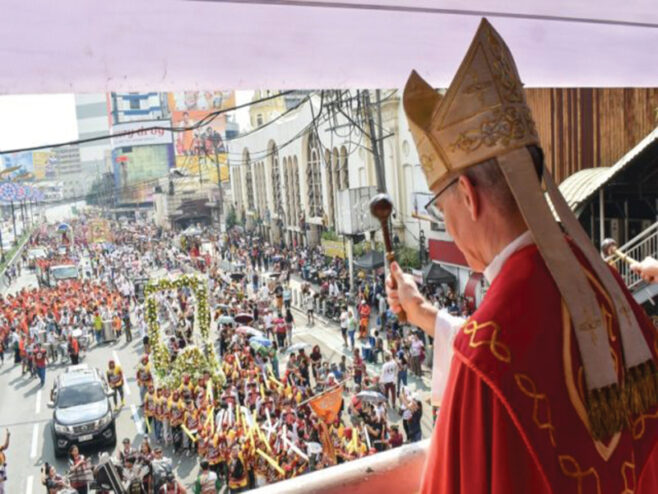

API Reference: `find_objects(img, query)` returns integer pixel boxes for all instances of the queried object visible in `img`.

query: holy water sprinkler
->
[369,193,407,323]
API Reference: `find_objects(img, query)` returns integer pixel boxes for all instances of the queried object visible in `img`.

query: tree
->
[225,204,238,230]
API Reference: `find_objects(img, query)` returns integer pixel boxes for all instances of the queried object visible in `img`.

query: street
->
[0,263,435,494]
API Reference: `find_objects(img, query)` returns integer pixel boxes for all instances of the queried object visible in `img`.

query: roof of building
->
[559,126,658,214]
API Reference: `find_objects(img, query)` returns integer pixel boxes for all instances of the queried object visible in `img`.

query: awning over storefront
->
[353,250,385,271]
[422,262,456,285]
[1,1,657,92]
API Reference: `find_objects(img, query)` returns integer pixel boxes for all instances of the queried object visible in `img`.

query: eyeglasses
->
[423,178,458,223]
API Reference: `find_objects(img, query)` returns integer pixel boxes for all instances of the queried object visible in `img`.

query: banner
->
[174,155,229,183]
[1,152,33,180]
[167,92,232,177]
[111,119,173,148]
[321,239,346,259]
[88,218,113,243]
[308,385,343,424]
[32,151,56,180]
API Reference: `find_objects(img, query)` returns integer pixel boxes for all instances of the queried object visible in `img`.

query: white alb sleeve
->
[431,310,465,406]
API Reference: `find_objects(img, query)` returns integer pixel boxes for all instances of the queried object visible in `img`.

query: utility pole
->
[361,90,386,193]
[10,201,16,244]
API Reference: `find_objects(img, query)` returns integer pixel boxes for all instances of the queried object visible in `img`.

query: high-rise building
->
[109,92,169,124]
[75,94,111,192]
[53,145,83,198]
[108,92,174,207]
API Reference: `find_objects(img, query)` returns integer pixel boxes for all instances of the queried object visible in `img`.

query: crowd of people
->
[0,217,432,493]
[126,226,429,492]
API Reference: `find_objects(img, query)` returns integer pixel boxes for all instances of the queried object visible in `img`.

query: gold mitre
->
[403,18,539,192]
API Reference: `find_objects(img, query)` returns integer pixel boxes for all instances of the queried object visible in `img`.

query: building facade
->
[231,91,427,254]
[109,92,168,124]
[74,94,112,196]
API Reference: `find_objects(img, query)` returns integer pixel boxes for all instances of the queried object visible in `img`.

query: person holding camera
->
[41,463,69,494]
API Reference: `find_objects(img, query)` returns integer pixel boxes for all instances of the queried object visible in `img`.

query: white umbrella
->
[356,390,387,403]
[284,342,311,354]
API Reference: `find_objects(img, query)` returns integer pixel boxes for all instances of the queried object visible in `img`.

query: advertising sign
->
[167,92,233,173]
[32,151,57,180]
[113,144,174,203]
[1,152,34,179]
[111,119,173,148]
[174,155,229,183]
[321,239,346,259]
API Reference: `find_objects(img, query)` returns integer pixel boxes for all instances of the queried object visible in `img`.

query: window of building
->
[306,134,323,218]
[256,114,263,126]
[129,98,140,110]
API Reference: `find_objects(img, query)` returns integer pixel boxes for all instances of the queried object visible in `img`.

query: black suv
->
[49,365,117,457]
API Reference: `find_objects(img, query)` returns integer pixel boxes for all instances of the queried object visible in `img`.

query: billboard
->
[113,144,174,203]
[168,91,235,113]
[32,151,57,180]
[111,119,173,148]
[1,152,34,179]
[174,155,229,183]
[167,92,233,182]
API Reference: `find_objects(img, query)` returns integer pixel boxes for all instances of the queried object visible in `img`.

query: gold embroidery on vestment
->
[514,374,557,447]
[621,455,636,494]
[631,408,658,440]
[562,302,621,461]
[462,319,511,363]
[558,455,602,494]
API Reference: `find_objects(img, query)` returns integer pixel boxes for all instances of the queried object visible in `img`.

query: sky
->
[0,91,254,155]
[0,94,78,153]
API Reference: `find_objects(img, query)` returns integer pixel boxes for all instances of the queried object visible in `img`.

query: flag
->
[308,385,343,424]
[318,420,336,464]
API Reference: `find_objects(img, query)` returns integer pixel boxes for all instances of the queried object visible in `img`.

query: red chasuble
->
[421,244,658,493]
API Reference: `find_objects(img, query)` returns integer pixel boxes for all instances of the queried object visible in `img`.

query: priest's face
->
[434,175,488,272]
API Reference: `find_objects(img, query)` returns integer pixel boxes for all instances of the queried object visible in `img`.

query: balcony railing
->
[606,221,658,290]
[251,439,429,494]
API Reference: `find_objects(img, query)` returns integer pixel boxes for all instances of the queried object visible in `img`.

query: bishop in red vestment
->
[387,18,658,494]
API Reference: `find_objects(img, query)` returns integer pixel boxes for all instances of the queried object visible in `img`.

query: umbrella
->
[217,315,234,325]
[216,303,230,310]
[322,269,337,277]
[230,272,245,281]
[236,325,263,337]
[269,272,281,278]
[356,390,387,403]
[250,340,271,356]
[271,255,283,262]
[284,342,311,354]
[249,336,272,347]
[234,313,254,324]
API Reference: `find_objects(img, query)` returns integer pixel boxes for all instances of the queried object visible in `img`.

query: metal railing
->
[606,221,658,290]
[251,439,429,494]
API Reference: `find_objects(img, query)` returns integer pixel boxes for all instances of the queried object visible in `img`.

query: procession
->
[0,215,431,493]
[1,3,658,493]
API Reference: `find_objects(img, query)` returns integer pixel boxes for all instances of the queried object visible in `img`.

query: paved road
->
[0,267,435,494]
